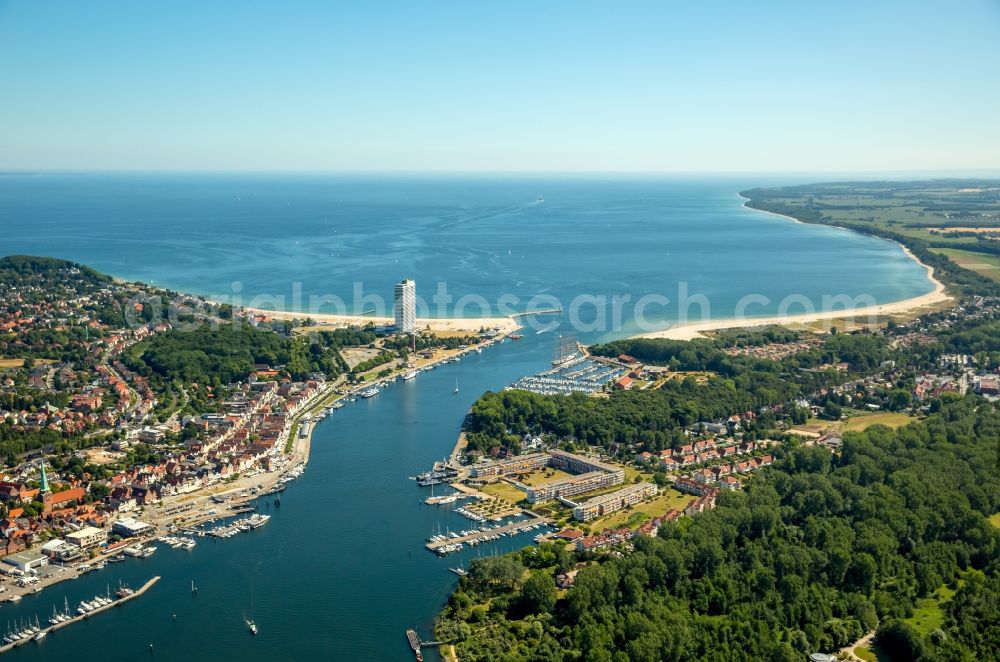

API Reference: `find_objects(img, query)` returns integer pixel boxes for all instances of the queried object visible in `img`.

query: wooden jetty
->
[0,576,161,655]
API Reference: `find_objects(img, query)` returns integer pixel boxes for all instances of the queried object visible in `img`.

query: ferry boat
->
[359,386,380,398]
[406,629,423,661]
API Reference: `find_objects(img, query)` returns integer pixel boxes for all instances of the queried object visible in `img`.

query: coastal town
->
[416,292,1000,564]
[3,250,1000,660]
[0,260,516,626]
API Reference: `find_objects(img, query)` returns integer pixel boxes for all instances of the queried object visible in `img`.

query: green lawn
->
[623,465,652,482]
[478,480,526,504]
[855,645,880,661]
[906,584,955,635]
[590,488,691,532]
[520,468,574,486]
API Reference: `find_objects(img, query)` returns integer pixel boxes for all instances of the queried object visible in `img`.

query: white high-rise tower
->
[394,279,416,333]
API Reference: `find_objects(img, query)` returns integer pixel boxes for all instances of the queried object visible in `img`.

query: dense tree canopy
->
[127,323,342,386]
[438,396,1000,661]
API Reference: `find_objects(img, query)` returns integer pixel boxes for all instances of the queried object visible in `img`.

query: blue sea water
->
[0,345,549,662]
[0,174,935,660]
[0,173,932,341]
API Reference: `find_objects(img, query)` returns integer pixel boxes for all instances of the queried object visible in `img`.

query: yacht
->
[248,620,258,636]
[402,371,417,381]
[359,386,380,398]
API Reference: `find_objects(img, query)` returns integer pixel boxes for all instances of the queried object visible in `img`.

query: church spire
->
[39,459,52,495]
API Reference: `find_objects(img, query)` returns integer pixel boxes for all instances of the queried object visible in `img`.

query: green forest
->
[465,330,918,456]
[438,396,1000,661]
[127,322,342,386]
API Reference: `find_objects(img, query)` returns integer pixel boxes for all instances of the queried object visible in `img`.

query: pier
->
[0,576,161,655]
[510,308,562,318]
[425,516,551,552]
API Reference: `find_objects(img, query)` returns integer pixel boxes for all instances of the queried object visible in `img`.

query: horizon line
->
[3,167,1000,178]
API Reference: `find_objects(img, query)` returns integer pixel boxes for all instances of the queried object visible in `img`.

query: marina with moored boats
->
[0,576,160,655]
[425,516,553,555]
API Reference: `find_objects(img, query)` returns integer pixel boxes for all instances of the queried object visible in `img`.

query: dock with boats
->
[204,513,271,538]
[425,516,552,555]
[0,576,161,655]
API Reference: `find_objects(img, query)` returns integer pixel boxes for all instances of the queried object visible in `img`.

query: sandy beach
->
[240,307,521,335]
[636,208,953,341]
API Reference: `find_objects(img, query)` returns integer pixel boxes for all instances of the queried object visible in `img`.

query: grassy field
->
[478,480,526,504]
[519,468,574,486]
[623,465,652,482]
[855,646,880,661]
[589,488,691,533]
[906,584,956,636]
[0,357,57,368]
[932,247,1000,283]
[842,411,917,432]
[664,370,713,384]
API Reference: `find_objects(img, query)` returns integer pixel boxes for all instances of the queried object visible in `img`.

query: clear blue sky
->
[1,0,998,172]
